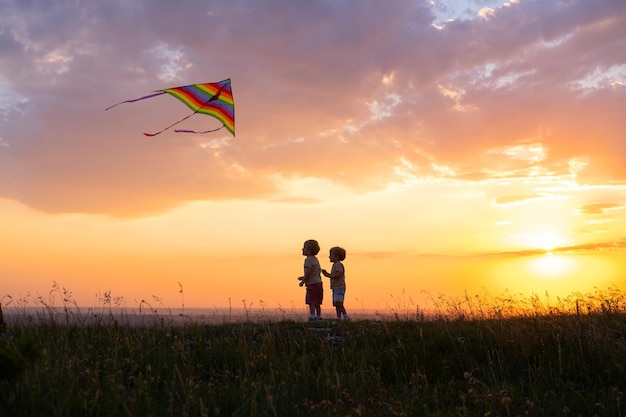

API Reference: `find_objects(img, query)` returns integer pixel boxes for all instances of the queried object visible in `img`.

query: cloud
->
[578,203,623,215]
[494,194,539,205]
[512,238,626,255]
[466,237,626,258]
[270,197,324,204]
[1,0,625,216]
[493,193,558,205]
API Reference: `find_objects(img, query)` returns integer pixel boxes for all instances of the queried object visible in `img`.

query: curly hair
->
[304,239,320,255]
[330,246,346,261]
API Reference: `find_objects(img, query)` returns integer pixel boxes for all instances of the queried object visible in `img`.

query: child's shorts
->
[332,288,345,304]
[306,282,323,305]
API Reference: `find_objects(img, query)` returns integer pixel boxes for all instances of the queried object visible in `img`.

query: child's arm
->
[299,262,314,285]
[322,269,335,278]
[322,263,343,279]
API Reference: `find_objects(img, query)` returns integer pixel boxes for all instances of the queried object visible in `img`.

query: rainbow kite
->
[106,78,235,137]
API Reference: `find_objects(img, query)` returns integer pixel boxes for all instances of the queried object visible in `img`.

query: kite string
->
[143,112,198,137]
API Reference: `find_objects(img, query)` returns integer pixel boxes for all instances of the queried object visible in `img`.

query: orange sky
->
[1,0,625,314]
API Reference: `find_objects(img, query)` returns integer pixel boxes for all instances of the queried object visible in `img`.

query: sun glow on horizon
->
[526,254,578,280]
[521,231,570,253]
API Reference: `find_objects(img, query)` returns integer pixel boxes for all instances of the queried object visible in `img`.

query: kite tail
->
[105,92,165,111]
[174,126,225,134]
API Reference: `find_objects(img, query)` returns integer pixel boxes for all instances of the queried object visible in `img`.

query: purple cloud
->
[1,0,624,216]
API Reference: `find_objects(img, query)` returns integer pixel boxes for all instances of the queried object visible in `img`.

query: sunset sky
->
[1,0,625,314]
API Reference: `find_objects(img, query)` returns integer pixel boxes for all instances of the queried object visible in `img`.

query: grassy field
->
[1,289,625,417]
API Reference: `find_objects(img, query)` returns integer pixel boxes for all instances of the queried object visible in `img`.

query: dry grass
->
[1,286,626,416]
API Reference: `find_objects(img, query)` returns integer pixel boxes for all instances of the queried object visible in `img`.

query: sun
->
[526,254,578,280]
[528,232,567,253]
[522,231,578,279]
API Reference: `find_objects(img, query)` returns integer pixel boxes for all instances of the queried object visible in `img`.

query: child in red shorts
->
[297,239,323,321]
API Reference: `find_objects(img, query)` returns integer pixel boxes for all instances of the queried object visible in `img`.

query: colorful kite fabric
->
[106,79,235,137]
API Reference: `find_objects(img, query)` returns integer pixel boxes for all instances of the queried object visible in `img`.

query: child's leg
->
[338,290,348,318]
[315,304,321,317]
[309,304,316,316]
[336,302,346,317]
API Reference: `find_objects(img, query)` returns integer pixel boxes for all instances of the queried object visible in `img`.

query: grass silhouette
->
[1,286,625,416]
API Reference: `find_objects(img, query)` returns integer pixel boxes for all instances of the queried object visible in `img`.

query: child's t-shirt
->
[329,261,346,289]
[304,255,322,285]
